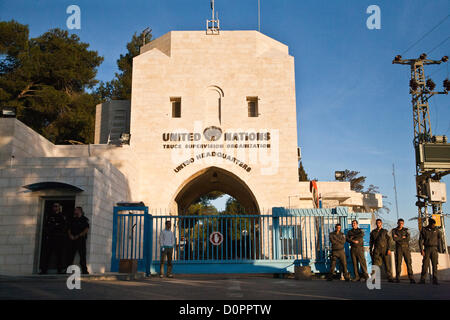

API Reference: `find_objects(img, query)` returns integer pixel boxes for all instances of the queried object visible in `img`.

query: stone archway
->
[173,167,260,215]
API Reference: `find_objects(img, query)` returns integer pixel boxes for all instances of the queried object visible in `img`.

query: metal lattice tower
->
[393,53,449,251]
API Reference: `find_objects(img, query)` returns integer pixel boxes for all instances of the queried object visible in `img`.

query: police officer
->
[347,220,369,281]
[392,218,415,283]
[39,203,67,274]
[370,219,394,282]
[327,223,350,281]
[419,218,442,285]
[67,207,90,274]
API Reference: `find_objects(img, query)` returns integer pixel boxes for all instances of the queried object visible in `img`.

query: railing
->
[111,206,368,275]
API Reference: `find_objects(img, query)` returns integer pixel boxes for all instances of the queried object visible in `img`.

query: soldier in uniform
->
[327,223,350,281]
[392,218,415,283]
[39,203,67,274]
[370,219,394,282]
[419,218,442,285]
[346,220,369,281]
[67,207,90,274]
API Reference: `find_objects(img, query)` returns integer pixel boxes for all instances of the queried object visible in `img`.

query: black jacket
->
[419,226,442,251]
[44,212,67,238]
[370,228,391,254]
[329,231,346,251]
[391,227,410,247]
[346,228,364,248]
[69,216,90,239]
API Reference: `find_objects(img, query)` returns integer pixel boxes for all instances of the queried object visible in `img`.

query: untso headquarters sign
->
[163,127,272,173]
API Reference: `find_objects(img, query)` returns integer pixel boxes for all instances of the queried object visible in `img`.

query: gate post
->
[144,209,153,277]
[111,207,119,272]
[272,216,281,260]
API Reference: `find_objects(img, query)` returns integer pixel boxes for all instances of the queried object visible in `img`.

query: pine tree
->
[298,161,309,181]
[96,30,153,101]
[0,20,103,144]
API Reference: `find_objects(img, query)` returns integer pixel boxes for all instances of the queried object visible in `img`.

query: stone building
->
[0,29,382,274]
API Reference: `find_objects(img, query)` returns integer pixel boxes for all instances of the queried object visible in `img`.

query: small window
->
[247,97,258,117]
[171,97,181,118]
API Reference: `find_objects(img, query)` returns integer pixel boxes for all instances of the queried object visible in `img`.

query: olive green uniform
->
[419,226,442,281]
[347,228,368,280]
[329,231,349,279]
[391,227,414,280]
[369,228,393,280]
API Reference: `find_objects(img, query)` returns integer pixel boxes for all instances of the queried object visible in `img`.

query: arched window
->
[206,86,224,125]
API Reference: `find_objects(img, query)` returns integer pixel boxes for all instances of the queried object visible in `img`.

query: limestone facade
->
[0,31,382,274]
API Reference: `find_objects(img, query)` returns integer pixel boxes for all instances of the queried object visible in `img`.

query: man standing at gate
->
[370,219,394,282]
[392,218,415,283]
[419,218,442,285]
[67,207,89,274]
[327,223,350,281]
[347,220,369,282]
[39,203,67,274]
[159,220,175,278]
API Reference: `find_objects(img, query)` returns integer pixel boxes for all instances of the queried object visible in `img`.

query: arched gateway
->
[173,167,260,215]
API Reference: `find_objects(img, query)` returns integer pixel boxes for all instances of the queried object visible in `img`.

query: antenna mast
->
[207,0,220,35]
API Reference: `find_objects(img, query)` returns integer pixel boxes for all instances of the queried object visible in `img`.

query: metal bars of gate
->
[111,206,152,275]
[274,209,349,262]
[151,215,278,262]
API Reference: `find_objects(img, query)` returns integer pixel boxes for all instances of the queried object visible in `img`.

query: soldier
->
[392,219,415,283]
[67,207,90,274]
[39,203,67,274]
[347,220,369,281]
[370,219,394,282]
[327,223,350,281]
[419,218,442,285]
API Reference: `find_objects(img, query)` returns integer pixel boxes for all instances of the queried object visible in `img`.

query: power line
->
[428,35,450,54]
[401,14,450,55]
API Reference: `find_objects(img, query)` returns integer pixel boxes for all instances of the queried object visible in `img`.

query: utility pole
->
[393,53,450,253]
[392,163,400,221]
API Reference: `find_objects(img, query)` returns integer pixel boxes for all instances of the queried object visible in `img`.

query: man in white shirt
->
[159,220,175,278]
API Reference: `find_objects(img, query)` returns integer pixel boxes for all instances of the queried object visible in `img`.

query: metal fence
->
[111,206,368,275]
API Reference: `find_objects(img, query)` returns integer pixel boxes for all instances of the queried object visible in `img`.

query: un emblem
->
[203,126,222,142]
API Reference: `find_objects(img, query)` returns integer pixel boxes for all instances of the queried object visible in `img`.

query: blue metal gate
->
[111,206,372,275]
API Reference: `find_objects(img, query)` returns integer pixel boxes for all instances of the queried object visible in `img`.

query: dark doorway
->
[38,198,75,273]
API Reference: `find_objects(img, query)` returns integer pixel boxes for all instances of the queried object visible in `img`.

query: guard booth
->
[111,205,372,275]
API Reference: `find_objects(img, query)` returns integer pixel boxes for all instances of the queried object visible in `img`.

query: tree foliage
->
[224,197,246,214]
[0,20,103,144]
[338,169,366,192]
[298,161,308,181]
[96,30,152,101]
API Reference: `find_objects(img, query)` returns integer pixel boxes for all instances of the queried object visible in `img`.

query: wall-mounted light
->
[1,107,17,118]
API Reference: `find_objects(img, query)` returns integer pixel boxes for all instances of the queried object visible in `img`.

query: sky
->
[1,0,449,233]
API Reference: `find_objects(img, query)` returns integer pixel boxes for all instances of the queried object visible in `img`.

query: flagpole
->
[258,0,261,32]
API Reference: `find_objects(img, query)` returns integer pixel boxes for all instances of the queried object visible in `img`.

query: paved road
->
[1,275,449,300]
